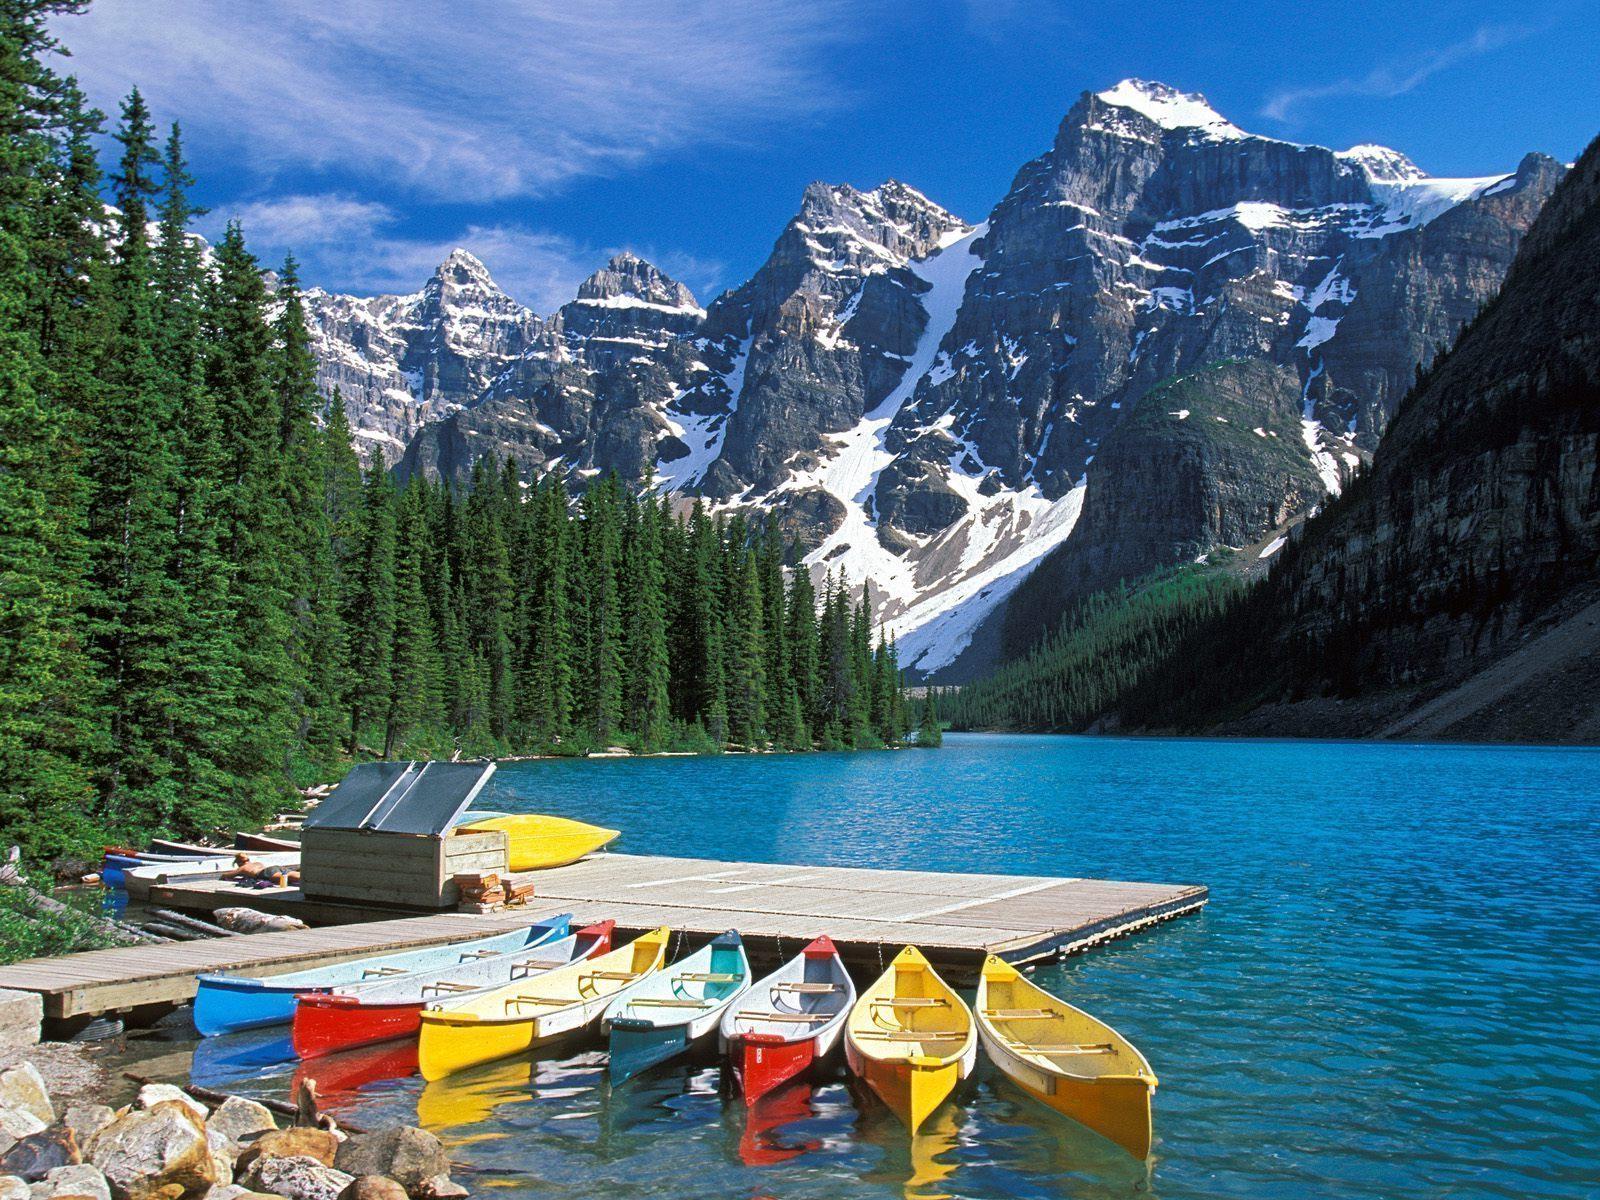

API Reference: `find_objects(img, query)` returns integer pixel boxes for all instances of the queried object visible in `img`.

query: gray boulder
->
[58,1108,113,1154]
[205,1098,276,1157]
[134,1085,207,1124]
[241,1156,353,1200]
[29,1163,110,1200]
[332,1129,448,1197]
[0,1066,53,1126]
[89,1102,218,1200]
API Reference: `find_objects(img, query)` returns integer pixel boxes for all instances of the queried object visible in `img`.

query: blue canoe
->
[193,914,573,1036]
[602,930,751,1084]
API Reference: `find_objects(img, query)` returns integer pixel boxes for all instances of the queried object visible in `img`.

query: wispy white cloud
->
[54,0,858,201]
[1261,25,1529,122]
[203,193,724,313]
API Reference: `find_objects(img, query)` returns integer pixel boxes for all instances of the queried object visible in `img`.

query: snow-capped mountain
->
[306,248,541,461]
[309,81,1564,678]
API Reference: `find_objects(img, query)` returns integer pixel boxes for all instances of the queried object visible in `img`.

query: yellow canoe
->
[844,946,976,1133]
[418,926,669,1080]
[458,814,619,871]
[974,956,1157,1158]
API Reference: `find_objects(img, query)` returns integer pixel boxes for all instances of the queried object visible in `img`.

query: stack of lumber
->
[453,870,536,913]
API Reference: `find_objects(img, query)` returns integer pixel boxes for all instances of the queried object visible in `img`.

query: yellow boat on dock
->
[457,814,619,871]
[974,955,1157,1159]
[417,927,669,1080]
[844,946,976,1133]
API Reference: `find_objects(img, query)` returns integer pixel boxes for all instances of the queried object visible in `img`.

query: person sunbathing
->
[220,853,301,886]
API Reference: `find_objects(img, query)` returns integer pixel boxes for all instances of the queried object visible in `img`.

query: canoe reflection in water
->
[187,1026,296,1092]
[854,1100,963,1200]
[293,1040,419,1106]
[735,1079,828,1167]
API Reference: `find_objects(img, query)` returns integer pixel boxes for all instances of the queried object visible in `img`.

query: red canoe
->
[292,920,614,1059]
[720,935,857,1105]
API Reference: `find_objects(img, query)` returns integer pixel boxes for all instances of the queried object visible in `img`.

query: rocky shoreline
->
[0,1059,466,1200]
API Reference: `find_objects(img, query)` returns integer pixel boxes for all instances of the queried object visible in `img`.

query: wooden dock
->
[0,854,1205,1022]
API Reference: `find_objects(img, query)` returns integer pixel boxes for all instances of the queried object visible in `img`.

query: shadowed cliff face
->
[303,81,1565,679]
[1280,133,1600,671]
[1128,132,1600,732]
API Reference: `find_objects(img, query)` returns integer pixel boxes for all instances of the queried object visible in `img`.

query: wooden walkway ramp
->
[1,854,1205,1021]
[0,912,538,1020]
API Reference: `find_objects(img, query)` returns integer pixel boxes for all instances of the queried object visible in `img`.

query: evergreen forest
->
[0,5,912,866]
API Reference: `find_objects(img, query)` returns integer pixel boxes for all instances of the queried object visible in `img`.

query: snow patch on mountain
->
[787,223,989,593]
[893,483,1086,673]
[1096,79,1246,140]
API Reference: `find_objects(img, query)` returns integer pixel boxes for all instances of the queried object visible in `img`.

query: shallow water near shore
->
[170,734,1599,1198]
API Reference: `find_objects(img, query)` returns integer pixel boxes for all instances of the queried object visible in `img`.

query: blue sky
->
[54,0,1598,312]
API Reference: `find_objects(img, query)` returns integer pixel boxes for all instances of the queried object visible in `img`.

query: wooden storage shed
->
[300,761,508,909]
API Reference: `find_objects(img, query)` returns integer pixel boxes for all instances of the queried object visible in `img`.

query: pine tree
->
[462,458,514,744]
[204,222,295,818]
[682,502,727,741]
[317,394,362,750]
[785,567,821,743]
[723,539,767,747]
[272,253,343,768]
[154,122,241,823]
[520,477,572,744]
[917,687,943,747]
[0,6,100,855]
[577,476,625,745]
[345,463,395,752]
[387,482,441,756]
[621,493,671,749]
[83,88,187,829]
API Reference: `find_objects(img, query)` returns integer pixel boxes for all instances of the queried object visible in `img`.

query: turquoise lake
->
[188,734,1600,1198]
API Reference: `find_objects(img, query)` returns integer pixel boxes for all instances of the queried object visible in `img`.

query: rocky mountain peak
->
[794,179,970,265]
[1338,144,1426,182]
[574,252,701,313]
[433,247,497,288]
[1091,78,1246,140]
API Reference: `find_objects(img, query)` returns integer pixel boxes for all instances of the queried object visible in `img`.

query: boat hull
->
[846,1042,972,1134]
[458,814,618,871]
[608,1019,691,1084]
[844,946,977,1134]
[731,1033,816,1105]
[979,1027,1154,1158]
[195,979,322,1037]
[418,991,606,1080]
[293,996,424,1059]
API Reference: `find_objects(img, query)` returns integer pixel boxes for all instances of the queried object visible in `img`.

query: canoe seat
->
[1005,1040,1115,1054]
[582,970,642,981]
[422,981,480,995]
[457,950,502,960]
[772,983,841,994]
[871,997,947,1008]
[510,959,567,977]
[676,972,740,982]
[628,998,711,1008]
[854,1030,969,1041]
[735,1011,833,1023]
[361,967,408,978]
[504,995,569,1010]
[983,1008,1061,1019]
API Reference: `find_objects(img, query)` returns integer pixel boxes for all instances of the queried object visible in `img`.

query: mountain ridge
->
[302,80,1565,679]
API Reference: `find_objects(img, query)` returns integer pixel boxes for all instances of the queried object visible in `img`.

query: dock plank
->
[1,853,1205,1020]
